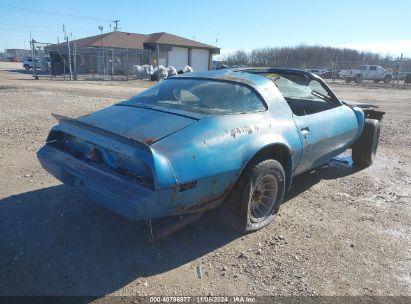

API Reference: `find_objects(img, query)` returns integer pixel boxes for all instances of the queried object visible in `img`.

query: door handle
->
[301,127,310,138]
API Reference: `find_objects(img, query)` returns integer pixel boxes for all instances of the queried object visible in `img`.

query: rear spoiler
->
[341,101,385,121]
[341,100,378,109]
[50,114,177,189]
[51,113,152,159]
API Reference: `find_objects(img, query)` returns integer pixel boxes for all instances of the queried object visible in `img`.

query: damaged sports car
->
[37,68,384,232]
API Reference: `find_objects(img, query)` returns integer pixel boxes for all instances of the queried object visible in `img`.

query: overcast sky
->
[1,0,410,58]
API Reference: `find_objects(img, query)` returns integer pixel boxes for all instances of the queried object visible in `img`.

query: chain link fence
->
[46,44,153,81]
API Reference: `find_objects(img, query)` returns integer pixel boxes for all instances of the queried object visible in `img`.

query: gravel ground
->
[0,62,410,297]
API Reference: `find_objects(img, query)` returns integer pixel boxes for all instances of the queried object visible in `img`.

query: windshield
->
[127,79,267,114]
[262,73,334,103]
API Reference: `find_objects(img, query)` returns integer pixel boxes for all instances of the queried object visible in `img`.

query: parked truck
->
[340,65,392,84]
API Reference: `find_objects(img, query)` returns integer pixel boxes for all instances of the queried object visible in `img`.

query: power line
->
[0,22,56,30]
[0,22,101,33]
[0,3,112,22]
[0,28,57,34]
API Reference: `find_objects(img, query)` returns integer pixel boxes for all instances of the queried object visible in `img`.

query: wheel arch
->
[239,143,293,191]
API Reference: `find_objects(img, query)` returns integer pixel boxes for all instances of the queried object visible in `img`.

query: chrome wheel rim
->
[249,174,278,223]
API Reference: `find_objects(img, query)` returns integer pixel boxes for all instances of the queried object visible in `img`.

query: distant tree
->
[222,45,395,69]
[223,50,248,67]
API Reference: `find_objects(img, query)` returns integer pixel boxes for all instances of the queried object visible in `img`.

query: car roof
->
[175,69,270,89]
[237,67,316,78]
[174,68,317,91]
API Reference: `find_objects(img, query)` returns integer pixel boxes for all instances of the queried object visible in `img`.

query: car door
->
[292,79,359,175]
[368,66,377,80]
[359,65,367,80]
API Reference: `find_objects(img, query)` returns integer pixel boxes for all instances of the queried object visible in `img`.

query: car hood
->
[77,104,202,145]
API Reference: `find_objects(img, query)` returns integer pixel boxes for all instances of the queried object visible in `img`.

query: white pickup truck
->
[340,65,392,84]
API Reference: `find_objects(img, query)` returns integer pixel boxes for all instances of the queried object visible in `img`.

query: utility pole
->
[63,25,72,80]
[113,20,120,31]
[397,53,403,87]
[98,26,104,77]
[30,37,38,80]
[156,43,160,81]
[72,34,77,80]
[111,47,114,79]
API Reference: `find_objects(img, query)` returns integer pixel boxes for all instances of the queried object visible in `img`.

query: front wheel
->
[352,119,381,166]
[24,64,30,70]
[221,159,285,233]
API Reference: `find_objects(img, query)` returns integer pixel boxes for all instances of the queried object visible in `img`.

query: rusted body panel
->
[37,68,368,220]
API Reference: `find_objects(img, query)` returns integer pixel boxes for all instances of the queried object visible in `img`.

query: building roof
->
[63,31,149,49]
[145,32,217,49]
[47,31,218,51]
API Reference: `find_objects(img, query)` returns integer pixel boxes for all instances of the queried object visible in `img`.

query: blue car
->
[37,68,384,232]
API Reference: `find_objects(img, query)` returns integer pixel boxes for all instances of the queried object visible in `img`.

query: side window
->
[308,80,332,103]
[370,66,377,71]
[266,73,340,116]
[236,85,266,112]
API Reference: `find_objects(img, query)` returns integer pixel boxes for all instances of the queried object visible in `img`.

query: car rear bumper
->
[37,144,173,220]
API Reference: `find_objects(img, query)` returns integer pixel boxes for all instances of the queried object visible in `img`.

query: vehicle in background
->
[39,57,51,71]
[306,68,327,75]
[22,58,35,70]
[22,57,50,71]
[340,65,392,84]
[306,69,337,79]
[317,70,335,79]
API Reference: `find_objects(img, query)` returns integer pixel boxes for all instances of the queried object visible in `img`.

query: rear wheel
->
[221,159,285,233]
[383,75,392,84]
[24,64,30,70]
[354,74,362,83]
[345,78,352,83]
[352,119,381,166]
[373,79,380,83]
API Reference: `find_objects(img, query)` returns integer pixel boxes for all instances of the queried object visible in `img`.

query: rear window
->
[128,79,266,114]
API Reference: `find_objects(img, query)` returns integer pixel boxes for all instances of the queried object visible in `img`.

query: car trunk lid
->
[77,104,201,145]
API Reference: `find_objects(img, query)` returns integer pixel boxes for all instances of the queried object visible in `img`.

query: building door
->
[168,47,188,70]
[191,49,209,71]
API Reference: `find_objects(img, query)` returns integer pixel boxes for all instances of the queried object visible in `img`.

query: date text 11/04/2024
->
[149,296,256,302]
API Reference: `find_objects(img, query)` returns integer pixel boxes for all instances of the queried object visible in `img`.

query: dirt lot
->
[0,62,410,297]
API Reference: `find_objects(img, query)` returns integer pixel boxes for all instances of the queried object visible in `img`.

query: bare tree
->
[222,45,394,69]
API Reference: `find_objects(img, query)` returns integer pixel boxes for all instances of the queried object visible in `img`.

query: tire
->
[383,75,392,84]
[373,79,380,83]
[345,78,352,83]
[352,119,381,166]
[354,74,362,83]
[24,64,30,70]
[221,159,285,233]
